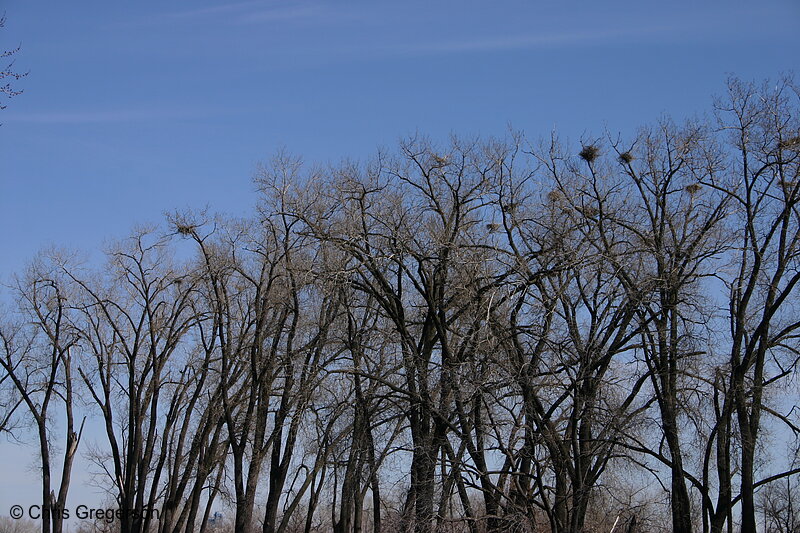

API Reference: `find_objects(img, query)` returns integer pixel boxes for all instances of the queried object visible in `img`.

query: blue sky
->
[0,0,798,518]
[1,1,799,280]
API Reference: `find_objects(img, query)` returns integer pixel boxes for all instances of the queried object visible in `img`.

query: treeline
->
[1,77,799,533]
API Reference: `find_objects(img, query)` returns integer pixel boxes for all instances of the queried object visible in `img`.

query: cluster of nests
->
[580,134,799,166]
[578,145,702,194]
[578,144,634,165]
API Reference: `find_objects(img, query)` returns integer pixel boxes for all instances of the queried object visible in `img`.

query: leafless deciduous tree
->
[68,230,207,533]
[0,256,85,533]
[711,76,800,533]
[1,14,26,113]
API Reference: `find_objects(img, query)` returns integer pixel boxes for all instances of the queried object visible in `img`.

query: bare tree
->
[756,470,799,533]
[1,13,26,114]
[0,255,85,533]
[608,120,729,533]
[475,135,655,533]
[0,517,40,533]
[283,138,514,533]
[710,76,800,533]
[67,229,203,533]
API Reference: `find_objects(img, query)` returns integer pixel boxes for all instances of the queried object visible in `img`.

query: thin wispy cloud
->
[236,4,328,24]
[377,19,728,56]
[161,1,276,20]
[159,0,343,25]
[233,11,744,64]
[4,107,229,124]
[403,30,642,54]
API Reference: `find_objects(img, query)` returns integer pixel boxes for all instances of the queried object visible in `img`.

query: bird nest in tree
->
[547,190,562,203]
[778,136,800,151]
[685,183,702,195]
[176,224,196,236]
[618,152,633,164]
[579,145,599,162]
